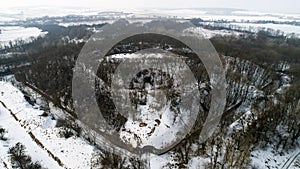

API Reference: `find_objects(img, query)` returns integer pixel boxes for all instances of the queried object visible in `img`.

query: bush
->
[57,118,82,138]
[8,142,41,169]
[0,128,7,141]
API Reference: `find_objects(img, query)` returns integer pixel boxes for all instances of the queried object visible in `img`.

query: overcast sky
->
[1,0,299,13]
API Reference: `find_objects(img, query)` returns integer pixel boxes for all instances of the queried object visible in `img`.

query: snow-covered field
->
[124,8,300,36]
[1,7,300,37]
[58,20,113,27]
[0,78,95,169]
[138,9,300,22]
[230,23,300,35]
[184,27,242,39]
[0,26,47,47]
[2,7,299,23]
[0,7,101,23]
[0,95,62,169]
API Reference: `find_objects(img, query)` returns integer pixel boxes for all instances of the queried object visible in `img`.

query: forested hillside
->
[2,23,296,168]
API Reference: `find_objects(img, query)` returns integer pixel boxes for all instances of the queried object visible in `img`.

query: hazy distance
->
[1,0,299,14]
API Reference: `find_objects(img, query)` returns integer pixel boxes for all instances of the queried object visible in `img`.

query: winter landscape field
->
[0,1,300,169]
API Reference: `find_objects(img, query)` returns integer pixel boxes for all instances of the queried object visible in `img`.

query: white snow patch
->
[230,23,300,36]
[0,26,47,47]
[0,80,95,169]
[150,153,177,169]
[0,84,62,169]
[251,147,300,169]
[187,156,209,169]
[184,27,242,39]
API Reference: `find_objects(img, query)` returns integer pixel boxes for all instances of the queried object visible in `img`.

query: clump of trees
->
[249,83,300,150]
[56,118,82,139]
[211,32,300,67]
[90,150,146,169]
[0,128,7,141]
[8,142,41,169]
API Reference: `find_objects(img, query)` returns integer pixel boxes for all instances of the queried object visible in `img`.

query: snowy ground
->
[230,23,300,36]
[138,9,300,22]
[251,146,300,169]
[0,78,95,169]
[0,26,47,47]
[107,52,199,151]
[0,99,62,169]
[0,77,190,169]
[1,7,299,23]
[184,27,242,39]
[0,7,102,23]
[0,60,298,168]
[1,7,300,37]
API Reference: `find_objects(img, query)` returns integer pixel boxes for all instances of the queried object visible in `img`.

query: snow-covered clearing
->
[0,26,47,47]
[139,9,300,22]
[230,23,300,36]
[184,27,242,39]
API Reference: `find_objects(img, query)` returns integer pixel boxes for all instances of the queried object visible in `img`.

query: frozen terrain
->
[0,78,95,169]
[0,6,300,169]
[0,7,299,36]
[0,26,47,47]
